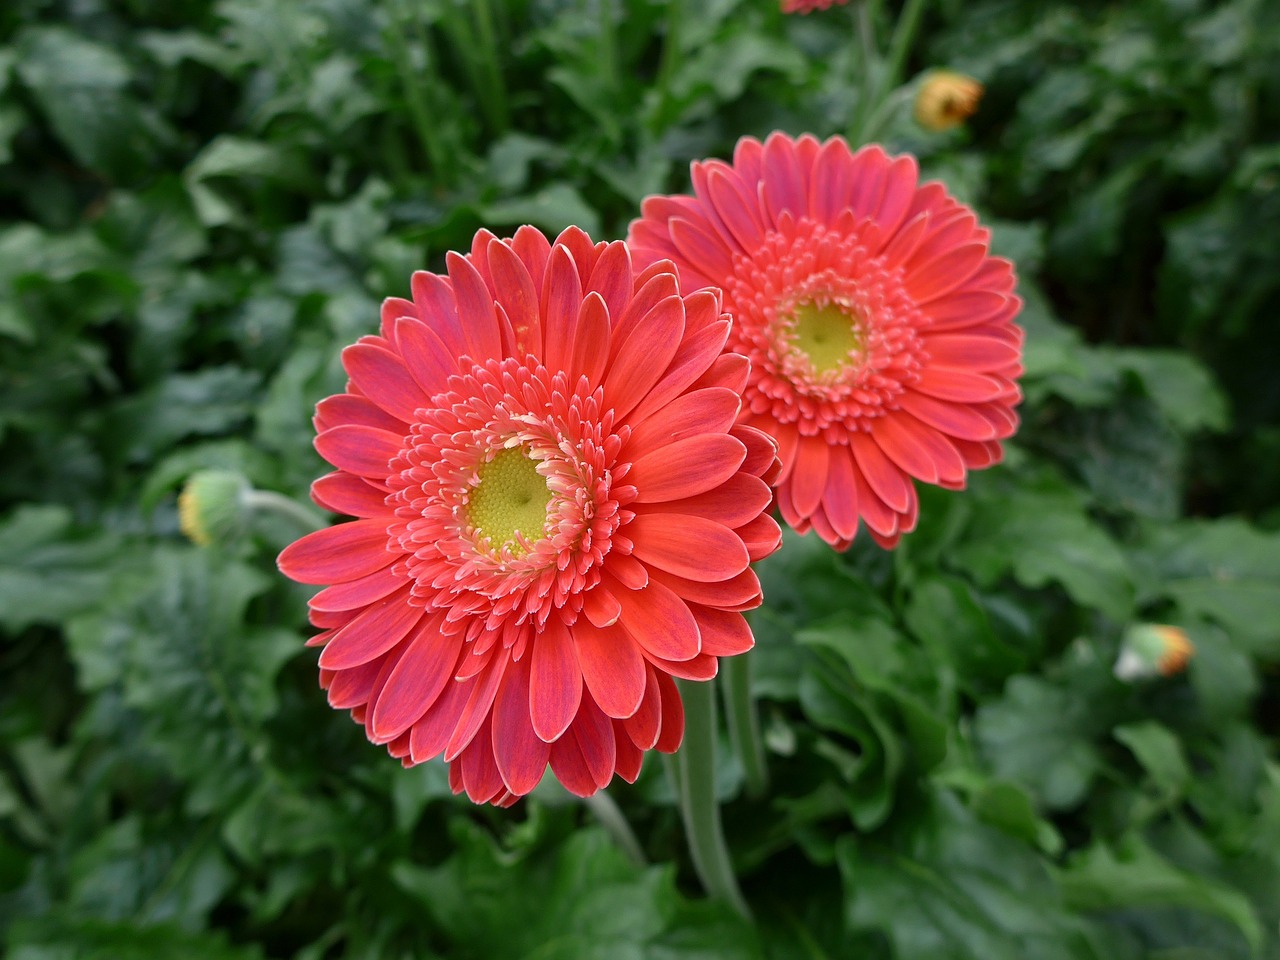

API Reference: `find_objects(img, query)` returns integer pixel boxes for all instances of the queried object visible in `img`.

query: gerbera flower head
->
[627,133,1023,550]
[278,225,782,805]
[914,70,984,132]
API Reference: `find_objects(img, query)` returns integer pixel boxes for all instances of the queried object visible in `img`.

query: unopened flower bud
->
[914,70,983,131]
[178,470,251,546]
[1114,624,1194,681]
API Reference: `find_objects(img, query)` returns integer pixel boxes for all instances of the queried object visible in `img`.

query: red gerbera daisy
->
[278,226,782,806]
[627,133,1023,550]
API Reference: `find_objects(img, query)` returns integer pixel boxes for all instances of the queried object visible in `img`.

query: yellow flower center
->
[787,299,863,377]
[468,447,552,555]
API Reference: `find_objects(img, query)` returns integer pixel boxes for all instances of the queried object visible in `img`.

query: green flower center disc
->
[468,448,552,554]
[788,299,862,376]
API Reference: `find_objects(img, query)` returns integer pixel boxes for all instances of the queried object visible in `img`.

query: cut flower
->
[278,226,782,805]
[628,133,1023,549]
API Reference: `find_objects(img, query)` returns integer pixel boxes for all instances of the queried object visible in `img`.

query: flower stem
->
[674,678,751,920]
[849,0,929,145]
[721,654,768,799]
[584,790,647,867]
[385,0,451,182]
[470,0,509,134]
[654,0,683,125]
[243,489,326,533]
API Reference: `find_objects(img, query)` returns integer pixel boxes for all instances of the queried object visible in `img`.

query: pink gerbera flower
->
[278,226,782,806]
[627,133,1023,550]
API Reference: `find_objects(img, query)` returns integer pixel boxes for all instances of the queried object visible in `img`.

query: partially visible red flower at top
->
[278,226,781,806]
[781,0,850,13]
[628,133,1023,550]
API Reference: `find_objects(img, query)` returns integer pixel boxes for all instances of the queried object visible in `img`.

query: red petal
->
[669,216,735,279]
[616,579,701,662]
[342,343,429,423]
[488,238,542,357]
[689,605,754,657]
[874,412,966,486]
[569,292,611,388]
[445,251,502,360]
[315,424,403,480]
[310,472,389,518]
[392,317,456,398]
[629,434,746,503]
[571,692,617,789]
[623,665,662,750]
[572,619,647,719]
[648,567,763,611]
[491,653,550,796]
[604,295,685,420]
[408,666,471,763]
[369,613,461,740]
[326,657,383,710]
[585,240,633,326]
[309,563,403,612]
[850,430,912,513]
[823,445,861,542]
[444,653,509,761]
[628,513,749,581]
[613,724,644,783]
[639,473,772,528]
[529,618,582,743]
[278,518,394,584]
[314,394,406,434]
[541,244,584,375]
[459,716,505,803]
[916,366,1009,403]
[788,433,830,519]
[626,387,740,459]
[582,586,622,628]
[736,514,782,562]
[648,651,718,681]
[654,671,685,753]
[317,585,423,671]
[549,727,597,797]
[899,390,1000,442]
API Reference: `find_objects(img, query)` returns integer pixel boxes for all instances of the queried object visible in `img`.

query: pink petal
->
[648,567,763,612]
[445,251,501,361]
[810,136,857,223]
[314,394,406,434]
[705,167,765,251]
[850,429,913,513]
[278,518,394,584]
[690,353,749,394]
[309,563,403,612]
[585,240,633,325]
[899,390,1000,441]
[569,292,611,388]
[315,424,403,480]
[342,343,429,423]
[491,653,550,796]
[572,619,647,719]
[905,243,989,304]
[616,579,701,662]
[604,295,685,420]
[623,665,662,750]
[787,433,831,518]
[549,726,597,797]
[310,472,389,518]
[762,133,805,225]
[444,653,509,761]
[571,692,616,789]
[582,585,622,628]
[315,585,422,671]
[459,716,505,803]
[613,724,644,783]
[326,657,383,710]
[872,412,960,486]
[823,445,861,542]
[604,554,649,590]
[625,306,731,423]
[554,225,601,281]
[410,269,467,357]
[628,513,749,581]
[369,612,461,740]
[629,434,747,502]
[654,671,684,753]
[639,473,772,528]
[915,366,1008,403]
[392,317,456,398]
[541,244,584,374]
[511,225,552,291]
[689,605,754,657]
[669,216,735,280]
[647,651,717,681]
[613,270,679,348]
[529,617,582,743]
[626,387,740,459]
[487,237,542,358]
[736,514,783,562]
[408,667,472,762]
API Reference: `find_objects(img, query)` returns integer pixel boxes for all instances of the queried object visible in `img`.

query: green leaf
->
[479,182,603,238]
[1113,721,1190,804]
[1059,839,1263,956]
[974,675,1104,810]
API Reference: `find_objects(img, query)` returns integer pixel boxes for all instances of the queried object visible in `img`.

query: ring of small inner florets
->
[724,222,928,436]
[385,357,629,624]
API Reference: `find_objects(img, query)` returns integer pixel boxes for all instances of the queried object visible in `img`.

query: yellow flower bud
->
[914,70,983,132]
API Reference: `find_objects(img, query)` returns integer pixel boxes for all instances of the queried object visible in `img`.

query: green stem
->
[244,489,327,533]
[655,0,683,123]
[386,0,451,182]
[721,655,768,799]
[674,679,751,920]
[849,0,929,145]
[584,790,647,867]
[882,0,929,95]
[596,0,619,98]
[471,0,509,134]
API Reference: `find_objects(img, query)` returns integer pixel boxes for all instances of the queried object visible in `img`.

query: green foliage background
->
[1,0,1278,957]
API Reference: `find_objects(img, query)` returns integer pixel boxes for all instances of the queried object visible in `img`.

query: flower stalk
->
[721,654,768,798]
[674,678,751,920]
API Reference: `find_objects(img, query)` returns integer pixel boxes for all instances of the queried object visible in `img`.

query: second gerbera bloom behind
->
[278,226,781,805]
[628,133,1024,550]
